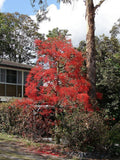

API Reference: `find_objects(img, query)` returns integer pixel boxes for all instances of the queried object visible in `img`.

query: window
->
[17,71,22,84]
[0,69,5,82]
[0,84,5,96]
[24,72,29,85]
[0,68,30,98]
[6,84,16,97]
[17,85,22,97]
[7,70,16,83]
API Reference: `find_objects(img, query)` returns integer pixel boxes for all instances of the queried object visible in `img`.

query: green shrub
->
[58,108,109,152]
[0,101,21,134]
[108,122,120,156]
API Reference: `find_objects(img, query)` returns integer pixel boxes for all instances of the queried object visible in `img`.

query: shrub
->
[108,122,120,156]
[58,108,109,152]
[0,102,10,133]
[0,100,20,134]
[0,99,55,140]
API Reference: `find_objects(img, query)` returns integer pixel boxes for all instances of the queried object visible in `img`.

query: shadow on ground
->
[0,137,62,160]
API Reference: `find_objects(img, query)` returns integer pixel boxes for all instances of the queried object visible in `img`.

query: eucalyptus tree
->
[31,0,106,102]
[77,32,120,124]
[0,12,44,64]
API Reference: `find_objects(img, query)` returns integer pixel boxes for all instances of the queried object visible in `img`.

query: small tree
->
[26,37,91,110]
[25,37,92,142]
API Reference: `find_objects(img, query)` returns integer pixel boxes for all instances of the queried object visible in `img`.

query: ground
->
[0,133,68,160]
[0,133,119,160]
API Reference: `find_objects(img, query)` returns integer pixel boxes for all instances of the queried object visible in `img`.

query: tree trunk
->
[86,0,96,101]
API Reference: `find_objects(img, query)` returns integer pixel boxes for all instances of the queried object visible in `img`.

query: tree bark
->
[86,0,96,100]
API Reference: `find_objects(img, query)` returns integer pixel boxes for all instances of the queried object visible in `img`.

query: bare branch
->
[94,0,106,11]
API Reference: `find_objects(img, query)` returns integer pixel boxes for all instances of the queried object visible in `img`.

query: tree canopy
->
[25,37,93,111]
[0,12,44,64]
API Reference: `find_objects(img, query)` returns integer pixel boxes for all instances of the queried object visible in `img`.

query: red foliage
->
[11,98,55,138]
[25,37,92,111]
[96,92,103,100]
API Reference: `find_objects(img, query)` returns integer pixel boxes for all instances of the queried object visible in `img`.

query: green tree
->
[77,32,120,124]
[95,34,120,124]
[0,13,16,59]
[0,12,44,64]
[46,27,70,39]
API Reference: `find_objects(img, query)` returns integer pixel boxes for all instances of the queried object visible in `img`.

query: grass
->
[0,132,39,147]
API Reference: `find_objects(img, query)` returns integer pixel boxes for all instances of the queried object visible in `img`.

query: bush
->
[0,101,20,134]
[108,122,120,156]
[0,99,55,140]
[0,102,10,133]
[58,108,109,152]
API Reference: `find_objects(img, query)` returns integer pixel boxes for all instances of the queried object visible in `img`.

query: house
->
[0,60,32,102]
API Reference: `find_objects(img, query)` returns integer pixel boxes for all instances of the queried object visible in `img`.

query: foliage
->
[107,122,120,157]
[25,37,94,143]
[77,33,120,125]
[1,99,120,156]
[95,35,120,125]
[0,12,44,64]
[25,37,92,111]
[47,27,70,40]
[0,99,55,139]
[110,18,120,38]
[58,108,109,152]
[0,101,13,133]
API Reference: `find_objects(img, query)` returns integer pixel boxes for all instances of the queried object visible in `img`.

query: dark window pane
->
[24,72,29,85]
[7,70,16,83]
[0,69,6,82]
[17,85,22,97]
[18,71,22,84]
[6,84,16,96]
[0,84,5,96]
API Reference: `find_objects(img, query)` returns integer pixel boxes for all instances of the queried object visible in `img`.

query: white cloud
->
[0,0,6,11]
[95,0,120,36]
[36,0,120,47]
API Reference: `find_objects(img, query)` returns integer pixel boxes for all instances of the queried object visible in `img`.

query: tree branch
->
[94,0,106,11]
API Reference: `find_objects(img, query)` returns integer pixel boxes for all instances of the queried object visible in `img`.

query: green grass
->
[0,132,40,147]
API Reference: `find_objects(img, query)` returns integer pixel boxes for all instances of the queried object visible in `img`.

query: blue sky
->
[1,0,59,15]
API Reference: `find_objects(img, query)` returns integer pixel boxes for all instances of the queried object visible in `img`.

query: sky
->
[0,0,120,47]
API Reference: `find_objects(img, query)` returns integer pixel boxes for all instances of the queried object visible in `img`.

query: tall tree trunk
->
[86,0,96,101]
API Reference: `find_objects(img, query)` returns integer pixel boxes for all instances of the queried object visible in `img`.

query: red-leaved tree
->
[25,37,94,143]
[25,37,92,112]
